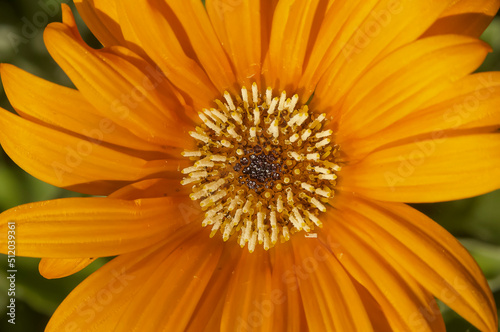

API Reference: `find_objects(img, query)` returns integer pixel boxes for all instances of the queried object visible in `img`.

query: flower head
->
[1,1,500,331]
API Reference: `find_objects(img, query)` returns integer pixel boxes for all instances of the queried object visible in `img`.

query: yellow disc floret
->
[181,83,340,252]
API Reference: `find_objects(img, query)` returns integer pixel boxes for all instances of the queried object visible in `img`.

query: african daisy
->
[1,1,500,331]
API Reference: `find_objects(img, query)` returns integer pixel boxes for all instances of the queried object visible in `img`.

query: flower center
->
[181,83,341,252]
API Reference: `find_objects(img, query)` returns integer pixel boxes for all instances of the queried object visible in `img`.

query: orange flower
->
[1,1,500,331]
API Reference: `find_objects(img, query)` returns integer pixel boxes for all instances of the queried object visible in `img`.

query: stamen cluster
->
[181,83,340,252]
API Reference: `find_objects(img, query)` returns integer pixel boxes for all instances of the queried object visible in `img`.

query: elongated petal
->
[206,0,262,88]
[328,195,497,332]
[73,0,126,47]
[0,196,200,258]
[264,0,321,92]
[423,0,500,38]
[353,281,393,331]
[260,0,279,78]
[344,72,500,158]
[44,7,193,149]
[113,231,223,332]
[292,236,374,331]
[73,2,156,62]
[221,247,273,332]
[118,0,219,110]
[271,241,307,332]
[311,0,453,114]
[320,211,446,331]
[185,242,243,332]
[164,0,237,93]
[45,222,203,331]
[39,258,97,279]
[337,35,490,143]
[298,0,378,100]
[109,178,190,199]
[0,108,183,195]
[341,133,500,202]
[0,63,167,153]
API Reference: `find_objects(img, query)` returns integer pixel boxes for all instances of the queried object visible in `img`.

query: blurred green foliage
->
[0,1,499,331]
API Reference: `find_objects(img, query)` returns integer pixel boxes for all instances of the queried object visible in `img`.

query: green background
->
[0,1,499,331]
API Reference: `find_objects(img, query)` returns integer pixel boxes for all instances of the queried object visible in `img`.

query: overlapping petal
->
[324,195,497,331]
[270,242,308,331]
[298,0,379,100]
[423,0,500,38]
[342,72,500,158]
[292,236,374,331]
[112,230,224,332]
[320,209,447,331]
[118,0,219,111]
[264,0,322,92]
[0,63,167,153]
[335,34,491,144]
[0,108,186,195]
[44,223,205,331]
[340,133,500,202]
[310,0,454,113]
[39,258,97,279]
[259,0,280,68]
[0,196,199,258]
[221,247,273,332]
[44,5,193,149]
[163,0,238,94]
[73,0,126,47]
[352,281,393,331]
[109,178,191,199]
[206,0,263,88]
[185,242,243,332]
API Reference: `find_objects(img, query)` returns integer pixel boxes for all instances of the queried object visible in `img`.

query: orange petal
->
[71,2,148,66]
[353,280,393,331]
[329,195,498,332]
[310,0,453,115]
[39,258,97,279]
[292,236,374,331]
[343,72,500,158]
[164,0,237,93]
[260,0,279,83]
[0,63,169,153]
[423,0,500,38]
[44,7,193,149]
[45,222,203,331]
[299,0,379,100]
[270,241,308,331]
[185,241,243,332]
[221,247,273,332]
[264,0,322,92]
[112,230,223,332]
[320,211,446,331]
[73,0,125,47]
[118,0,219,110]
[206,0,262,88]
[0,108,184,195]
[0,196,199,258]
[108,178,191,199]
[336,35,491,143]
[340,133,500,202]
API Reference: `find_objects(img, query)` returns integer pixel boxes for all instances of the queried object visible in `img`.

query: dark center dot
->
[234,146,282,191]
